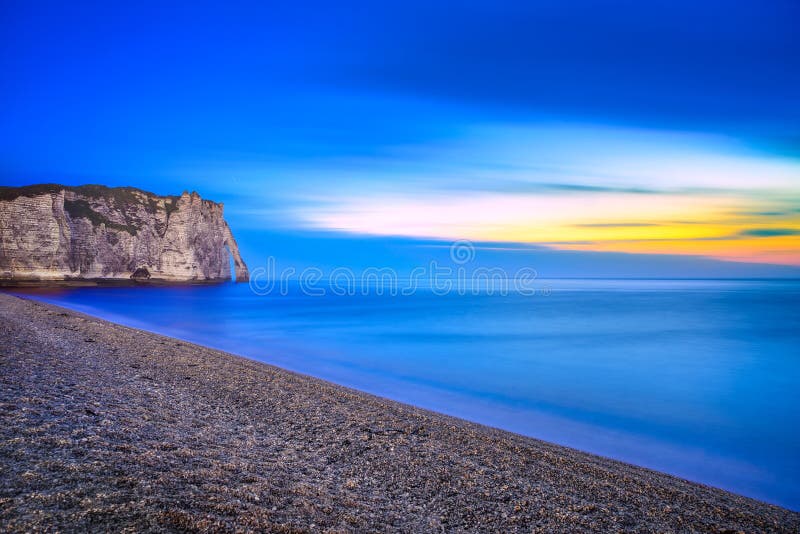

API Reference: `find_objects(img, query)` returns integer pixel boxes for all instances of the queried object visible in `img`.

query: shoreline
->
[0,278,234,288]
[1,292,798,532]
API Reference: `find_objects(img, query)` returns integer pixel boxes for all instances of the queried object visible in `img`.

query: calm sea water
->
[9,279,800,509]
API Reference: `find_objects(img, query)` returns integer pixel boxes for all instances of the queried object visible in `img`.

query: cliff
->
[0,184,249,282]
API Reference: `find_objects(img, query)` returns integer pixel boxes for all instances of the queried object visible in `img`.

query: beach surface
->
[1,292,798,532]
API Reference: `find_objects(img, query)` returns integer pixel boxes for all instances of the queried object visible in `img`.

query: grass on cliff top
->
[0,184,182,211]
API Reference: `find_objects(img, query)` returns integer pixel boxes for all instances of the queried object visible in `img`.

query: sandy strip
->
[0,292,797,532]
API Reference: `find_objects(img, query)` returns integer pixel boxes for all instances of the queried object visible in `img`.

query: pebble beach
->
[1,292,798,532]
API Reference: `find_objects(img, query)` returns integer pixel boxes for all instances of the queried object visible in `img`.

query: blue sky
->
[1,1,799,276]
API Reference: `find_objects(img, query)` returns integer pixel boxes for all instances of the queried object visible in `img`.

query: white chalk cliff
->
[0,184,249,282]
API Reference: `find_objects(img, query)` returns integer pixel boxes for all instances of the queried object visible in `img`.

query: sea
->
[9,278,800,509]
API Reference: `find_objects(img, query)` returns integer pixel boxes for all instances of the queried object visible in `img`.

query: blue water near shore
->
[11,279,800,509]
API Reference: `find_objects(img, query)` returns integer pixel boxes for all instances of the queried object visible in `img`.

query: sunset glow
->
[284,125,800,265]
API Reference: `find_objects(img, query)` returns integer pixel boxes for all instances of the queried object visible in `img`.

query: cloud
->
[452,179,667,196]
[738,228,800,237]
[534,183,656,194]
[417,241,545,252]
[335,1,800,141]
[732,208,800,217]
[573,223,661,228]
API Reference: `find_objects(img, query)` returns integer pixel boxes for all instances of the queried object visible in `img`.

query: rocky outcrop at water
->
[0,184,249,282]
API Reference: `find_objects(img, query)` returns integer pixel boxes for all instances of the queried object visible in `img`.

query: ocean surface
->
[9,279,800,509]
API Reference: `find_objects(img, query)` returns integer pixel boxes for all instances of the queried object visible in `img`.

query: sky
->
[1,1,799,276]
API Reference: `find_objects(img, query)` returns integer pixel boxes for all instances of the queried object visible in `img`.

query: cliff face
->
[0,184,249,282]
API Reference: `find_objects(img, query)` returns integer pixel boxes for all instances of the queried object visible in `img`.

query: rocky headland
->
[0,184,249,282]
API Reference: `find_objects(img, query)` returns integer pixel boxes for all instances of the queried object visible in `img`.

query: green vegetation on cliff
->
[0,184,181,214]
[63,199,139,235]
